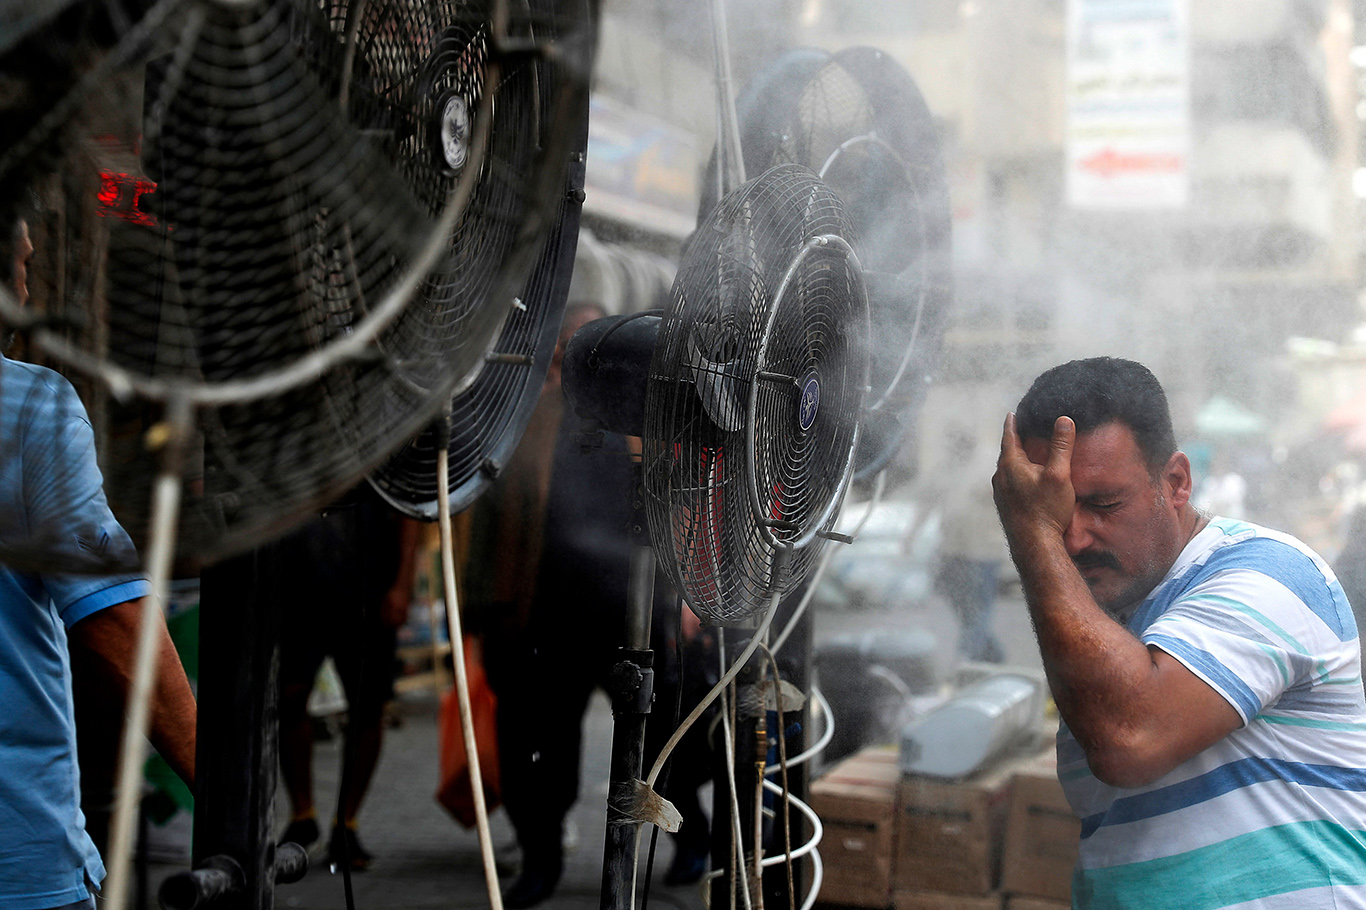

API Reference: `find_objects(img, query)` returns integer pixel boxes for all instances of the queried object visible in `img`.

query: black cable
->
[640,594,687,910]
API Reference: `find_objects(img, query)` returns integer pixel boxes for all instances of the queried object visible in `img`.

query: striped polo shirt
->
[1059,517,1366,910]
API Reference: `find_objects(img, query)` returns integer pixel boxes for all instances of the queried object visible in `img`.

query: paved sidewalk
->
[143,582,1040,910]
[147,689,708,910]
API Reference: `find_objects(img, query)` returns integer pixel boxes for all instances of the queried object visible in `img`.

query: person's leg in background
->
[326,610,398,871]
[277,666,324,850]
[942,555,1005,664]
[489,635,597,909]
[276,513,346,852]
[316,493,414,871]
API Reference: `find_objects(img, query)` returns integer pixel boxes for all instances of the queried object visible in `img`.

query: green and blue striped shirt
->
[1060,518,1366,909]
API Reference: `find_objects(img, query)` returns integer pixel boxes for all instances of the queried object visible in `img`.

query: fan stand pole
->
[709,0,746,196]
[104,393,191,910]
[435,427,504,910]
[599,538,657,910]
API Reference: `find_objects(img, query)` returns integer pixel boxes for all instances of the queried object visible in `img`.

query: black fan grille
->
[367,155,584,518]
[701,47,952,429]
[643,165,867,626]
[365,10,588,519]
[0,0,594,571]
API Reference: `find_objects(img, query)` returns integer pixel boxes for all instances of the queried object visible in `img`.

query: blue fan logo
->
[799,375,820,431]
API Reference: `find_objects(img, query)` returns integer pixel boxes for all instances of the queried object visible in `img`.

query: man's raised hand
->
[993,413,1077,544]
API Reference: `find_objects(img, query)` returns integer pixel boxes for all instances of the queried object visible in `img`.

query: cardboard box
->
[812,746,902,908]
[999,751,1080,903]
[1004,898,1069,910]
[894,761,1015,895]
[894,889,1003,910]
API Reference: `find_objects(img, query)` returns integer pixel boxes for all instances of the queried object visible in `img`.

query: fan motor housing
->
[562,313,662,439]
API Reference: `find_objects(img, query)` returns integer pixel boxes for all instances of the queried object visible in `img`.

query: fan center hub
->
[798,373,820,431]
[439,95,471,173]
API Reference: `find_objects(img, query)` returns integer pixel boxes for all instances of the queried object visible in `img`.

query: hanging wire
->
[103,396,190,910]
[693,659,833,907]
[437,437,504,910]
[759,782,824,910]
[645,584,785,790]
[703,787,823,910]
[769,688,834,772]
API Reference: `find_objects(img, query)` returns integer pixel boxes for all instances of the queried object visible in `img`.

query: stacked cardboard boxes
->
[812,744,1079,909]
[893,759,1015,898]
[999,751,1079,905]
[810,746,903,908]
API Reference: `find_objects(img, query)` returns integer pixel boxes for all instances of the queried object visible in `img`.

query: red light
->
[97,171,159,227]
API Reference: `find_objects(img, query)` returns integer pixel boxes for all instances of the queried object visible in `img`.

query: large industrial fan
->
[366,144,587,519]
[628,42,951,910]
[644,164,868,627]
[0,1,595,906]
[700,46,953,479]
[562,162,868,910]
[0,0,593,568]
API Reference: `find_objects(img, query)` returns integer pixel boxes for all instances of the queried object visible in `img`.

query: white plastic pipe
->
[105,397,189,910]
[437,443,504,910]
[645,586,784,790]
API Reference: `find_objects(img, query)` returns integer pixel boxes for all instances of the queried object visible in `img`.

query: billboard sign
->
[1066,0,1190,209]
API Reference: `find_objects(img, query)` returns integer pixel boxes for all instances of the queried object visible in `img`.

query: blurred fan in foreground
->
[0,206,197,910]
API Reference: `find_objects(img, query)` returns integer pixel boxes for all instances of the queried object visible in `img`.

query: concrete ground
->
[140,580,1042,910]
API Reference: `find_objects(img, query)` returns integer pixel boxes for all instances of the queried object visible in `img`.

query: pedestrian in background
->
[907,427,1009,663]
[276,484,421,871]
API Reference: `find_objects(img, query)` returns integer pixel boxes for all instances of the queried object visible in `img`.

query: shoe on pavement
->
[279,817,320,850]
[561,818,579,854]
[329,824,373,872]
[503,854,562,909]
[494,840,522,877]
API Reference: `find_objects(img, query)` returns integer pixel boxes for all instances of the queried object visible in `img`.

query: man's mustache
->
[1073,551,1121,572]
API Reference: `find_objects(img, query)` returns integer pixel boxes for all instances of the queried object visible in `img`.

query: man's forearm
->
[69,598,197,784]
[1009,526,1166,780]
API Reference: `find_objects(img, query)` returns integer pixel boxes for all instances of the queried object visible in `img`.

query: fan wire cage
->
[643,164,868,627]
[699,46,952,479]
[0,0,595,572]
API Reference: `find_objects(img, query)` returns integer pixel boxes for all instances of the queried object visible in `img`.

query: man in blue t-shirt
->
[1,217,197,910]
[994,357,1366,909]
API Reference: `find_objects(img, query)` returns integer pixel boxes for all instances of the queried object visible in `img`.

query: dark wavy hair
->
[1016,357,1177,474]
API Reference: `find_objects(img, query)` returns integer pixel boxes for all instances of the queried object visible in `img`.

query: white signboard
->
[1066,0,1190,209]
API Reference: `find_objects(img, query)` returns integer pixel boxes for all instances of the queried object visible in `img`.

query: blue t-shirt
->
[0,355,149,910]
